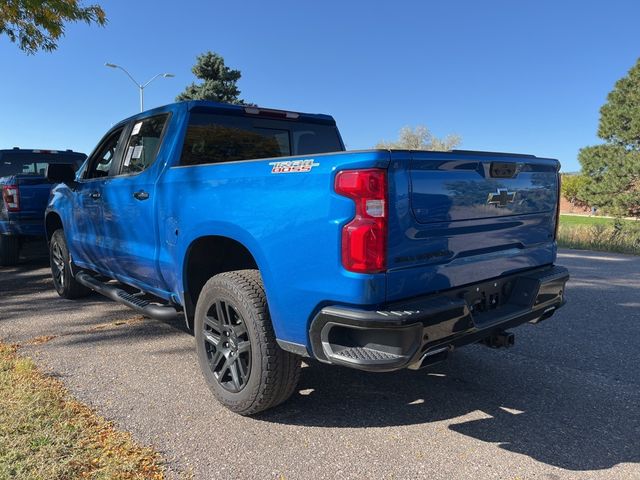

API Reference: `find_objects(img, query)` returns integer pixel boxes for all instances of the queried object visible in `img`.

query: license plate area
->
[461,278,515,315]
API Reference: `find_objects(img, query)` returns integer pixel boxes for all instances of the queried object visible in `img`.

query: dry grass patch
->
[87,316,145,332]
[24,335,58,346]
[557,221,640,255]
[0,342,164,479]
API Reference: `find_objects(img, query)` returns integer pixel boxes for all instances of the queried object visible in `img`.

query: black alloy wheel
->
[48,229,91,299]
[194,270,302,415]
[51,238,66,290]
[202,299,251,393]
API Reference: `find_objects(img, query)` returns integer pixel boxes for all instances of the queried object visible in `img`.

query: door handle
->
[133,190,149,201]
[89,191,101,200]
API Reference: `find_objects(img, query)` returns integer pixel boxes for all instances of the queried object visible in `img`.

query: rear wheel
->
[195,270,301,415]
[49,229,91,299]
[0,234,20,266]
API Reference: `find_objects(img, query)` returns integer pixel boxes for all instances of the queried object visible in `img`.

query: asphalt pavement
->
[1,244,638,479]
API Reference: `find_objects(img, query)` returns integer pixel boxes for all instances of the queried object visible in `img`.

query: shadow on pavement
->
[256,253,640,472]
[0,251,190,337]
[2,249,638,473]
[256,347,639,471]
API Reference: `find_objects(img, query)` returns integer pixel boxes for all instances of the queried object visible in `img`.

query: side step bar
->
[75,271,179,322]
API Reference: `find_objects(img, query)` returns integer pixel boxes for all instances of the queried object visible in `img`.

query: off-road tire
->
[49,229,91,299]
[195,269,301,415]
[0,234,20,266]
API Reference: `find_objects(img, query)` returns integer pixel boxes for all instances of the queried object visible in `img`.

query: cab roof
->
[117,100,337,127]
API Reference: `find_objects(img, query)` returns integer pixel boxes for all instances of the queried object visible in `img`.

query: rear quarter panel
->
[158,150,391,345]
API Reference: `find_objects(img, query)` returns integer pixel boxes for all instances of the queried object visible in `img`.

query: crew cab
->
[45,101,568,414]
[0,148,86,265]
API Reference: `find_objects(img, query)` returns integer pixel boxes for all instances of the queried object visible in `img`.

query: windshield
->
[0,151,85,177]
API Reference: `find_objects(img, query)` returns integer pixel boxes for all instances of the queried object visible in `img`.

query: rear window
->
[0,151,85,177]
[180,113,343,166]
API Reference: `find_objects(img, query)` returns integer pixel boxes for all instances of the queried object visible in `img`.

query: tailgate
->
[386,150,560,302]
[410,152,558,223]
[16,176,52,219]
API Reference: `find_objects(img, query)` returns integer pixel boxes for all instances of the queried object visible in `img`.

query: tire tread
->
[196,269,301,415]
[50,229,91,299]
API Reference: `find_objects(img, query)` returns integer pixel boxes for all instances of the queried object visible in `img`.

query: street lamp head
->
[105,64,174,112]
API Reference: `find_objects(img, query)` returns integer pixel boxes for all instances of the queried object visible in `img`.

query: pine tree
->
[578,58,640,217]
[176,51,249,105]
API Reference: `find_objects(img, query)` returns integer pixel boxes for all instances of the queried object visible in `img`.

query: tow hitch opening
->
[481,330,515,349]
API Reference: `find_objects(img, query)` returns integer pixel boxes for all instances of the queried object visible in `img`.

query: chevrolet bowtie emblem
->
[487,189,516,207]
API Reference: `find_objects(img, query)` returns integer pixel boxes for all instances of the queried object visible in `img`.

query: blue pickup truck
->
[45,101,569,414]
[0,148,86,265]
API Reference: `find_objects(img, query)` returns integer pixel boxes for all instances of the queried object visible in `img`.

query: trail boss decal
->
[269,159,319,174]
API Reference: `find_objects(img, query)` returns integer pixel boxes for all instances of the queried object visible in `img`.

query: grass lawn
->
[559,214,632,227]
[0,343,164,479]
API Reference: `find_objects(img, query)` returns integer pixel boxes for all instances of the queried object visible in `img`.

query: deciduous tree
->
[375,126,461,151]
[560,173,589,207]
[0,0,106,54]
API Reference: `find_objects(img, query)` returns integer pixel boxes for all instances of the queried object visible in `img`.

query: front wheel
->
[194,270,301,415]
[49,229,91,299]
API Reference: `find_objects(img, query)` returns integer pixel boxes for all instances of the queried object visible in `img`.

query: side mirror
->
[46,163,76,185]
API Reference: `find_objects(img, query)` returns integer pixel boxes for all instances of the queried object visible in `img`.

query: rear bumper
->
[309,264,569,371]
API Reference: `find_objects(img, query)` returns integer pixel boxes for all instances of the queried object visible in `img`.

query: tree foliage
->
[0,0,106,54]
[578,58,640,217]
[176,51,250,105]
[598,58,640,148]
[560,173,589,206]
[578,144,640,216]
[375,126,461,151]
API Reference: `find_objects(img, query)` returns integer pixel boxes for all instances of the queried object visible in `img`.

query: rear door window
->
[180,113,343,166]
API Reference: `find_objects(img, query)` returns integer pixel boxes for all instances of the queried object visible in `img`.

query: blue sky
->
[1,0,639,172]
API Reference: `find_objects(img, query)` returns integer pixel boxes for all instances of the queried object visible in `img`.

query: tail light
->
[334,169,387,273]
[2,185,20,212]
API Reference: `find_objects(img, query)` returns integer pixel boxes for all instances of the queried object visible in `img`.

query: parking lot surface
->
[1,247,639,479]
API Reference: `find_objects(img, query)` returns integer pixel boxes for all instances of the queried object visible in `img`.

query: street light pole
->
[105,63,175,112]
